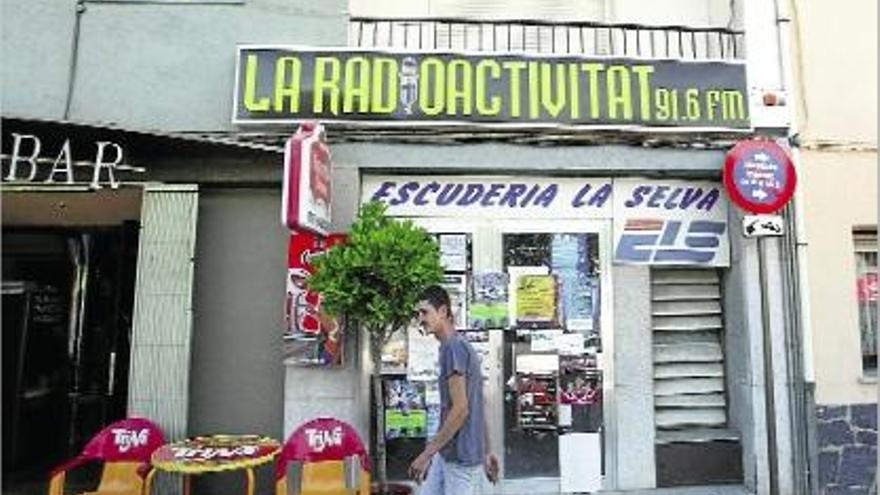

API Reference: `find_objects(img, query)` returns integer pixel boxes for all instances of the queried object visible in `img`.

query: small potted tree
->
[308,201,443,494]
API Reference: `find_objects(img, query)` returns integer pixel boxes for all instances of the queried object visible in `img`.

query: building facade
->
[788,0,879,493]
[2,0,850,494]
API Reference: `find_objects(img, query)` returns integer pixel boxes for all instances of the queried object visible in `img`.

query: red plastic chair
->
[47,418,165,495]
[275,418,370,495]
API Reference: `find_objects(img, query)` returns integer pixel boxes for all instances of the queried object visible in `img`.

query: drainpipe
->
[772,0,817,492]
[64,0,87,120]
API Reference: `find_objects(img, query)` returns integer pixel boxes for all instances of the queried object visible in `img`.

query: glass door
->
[496,220,610,494]
[1,227,139,485]
[398,217,612,493]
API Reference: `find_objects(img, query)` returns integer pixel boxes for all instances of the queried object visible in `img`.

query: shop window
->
[382,233,473,480]
[854,230,878,375]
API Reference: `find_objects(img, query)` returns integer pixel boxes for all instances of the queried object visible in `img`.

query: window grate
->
[349,17,744,60]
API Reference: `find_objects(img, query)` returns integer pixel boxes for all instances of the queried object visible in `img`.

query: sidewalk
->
[487,484,753,495]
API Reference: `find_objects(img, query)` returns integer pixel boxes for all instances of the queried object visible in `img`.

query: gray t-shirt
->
[438,333,485,466]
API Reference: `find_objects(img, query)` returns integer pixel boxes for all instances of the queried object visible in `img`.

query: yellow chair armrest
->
[276,478,287,495]
[47,471,66,495]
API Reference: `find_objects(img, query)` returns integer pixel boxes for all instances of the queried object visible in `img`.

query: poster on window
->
[515,372,558,430]
[283,231,346,367]
[462,329,492,379]
[469,272,510,329]
[384,378,428,439]
[551,234,595,331]
[559,355,602,433]
[407,324,439,381]
[442,273,468,330]
[381,329,408,374]
[515,274,559,328]
[438,234,468,272]
[531,329,563,352]
[425,404,441,439]
[556,333,586,356]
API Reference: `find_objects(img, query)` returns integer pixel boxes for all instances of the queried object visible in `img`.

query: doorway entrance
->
[2,225,139,486]
[407,217,613,493]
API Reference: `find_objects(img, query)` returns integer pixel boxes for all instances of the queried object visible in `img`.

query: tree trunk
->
[371,335,388,487]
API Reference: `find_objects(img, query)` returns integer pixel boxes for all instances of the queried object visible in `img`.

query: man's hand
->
[408,451,433,484]
[484,453,499,484]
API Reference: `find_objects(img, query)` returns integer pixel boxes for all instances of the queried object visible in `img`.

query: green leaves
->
[308,201,443,348]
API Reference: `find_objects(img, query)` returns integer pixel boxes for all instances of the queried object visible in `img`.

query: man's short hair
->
[419,285,451,317]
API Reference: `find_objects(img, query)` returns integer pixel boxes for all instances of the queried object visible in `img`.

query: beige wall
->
[791,0,878,405]
[801,151,877,405]
[791,0,878,144]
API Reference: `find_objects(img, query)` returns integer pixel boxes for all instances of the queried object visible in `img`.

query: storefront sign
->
[284,231,346,367]
[362,176,613,219]
[613,179,729,266]
[282,123,332,235]
[363,175,730,266]
[723,138,796,214]
[2,133,144,189]
[235,47,749,130]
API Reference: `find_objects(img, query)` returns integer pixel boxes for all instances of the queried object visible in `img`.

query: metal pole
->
[758,237,780,495]
[781,202,815,494]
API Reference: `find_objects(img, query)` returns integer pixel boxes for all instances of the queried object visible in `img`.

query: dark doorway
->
[2,225,139,491]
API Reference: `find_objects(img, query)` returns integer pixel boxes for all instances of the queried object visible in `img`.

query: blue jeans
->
[418,453,483,495]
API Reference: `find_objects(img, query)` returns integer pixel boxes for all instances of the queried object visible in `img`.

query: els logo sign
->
[613,180,729,267]
[616,219,727,264]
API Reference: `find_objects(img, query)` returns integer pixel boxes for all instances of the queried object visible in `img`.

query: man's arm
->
[424,374,468,456]
[408,374,469,481]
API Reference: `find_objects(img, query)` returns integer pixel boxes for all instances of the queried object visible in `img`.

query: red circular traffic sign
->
[723,139,797,214]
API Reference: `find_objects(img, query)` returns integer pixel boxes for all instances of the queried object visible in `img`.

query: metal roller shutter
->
[652,268,738,443]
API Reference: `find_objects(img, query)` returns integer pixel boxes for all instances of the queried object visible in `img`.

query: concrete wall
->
[724,213,764,494]
[191,188,287,434]
[1,0,74,118]
[331,142,726,177]
[1,0,347,131]
[800,150,877,406]
[189,188,287,494]
[612,265,656,489]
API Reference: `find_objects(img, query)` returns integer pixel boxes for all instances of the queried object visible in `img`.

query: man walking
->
[408,285,499,495]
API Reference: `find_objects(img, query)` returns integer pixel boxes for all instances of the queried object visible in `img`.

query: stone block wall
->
[817,403,878,494]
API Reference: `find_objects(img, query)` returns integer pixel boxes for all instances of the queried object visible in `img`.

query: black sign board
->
[234,47,750,130]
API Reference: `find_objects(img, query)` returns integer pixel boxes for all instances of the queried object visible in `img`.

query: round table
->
[145,434,281,495]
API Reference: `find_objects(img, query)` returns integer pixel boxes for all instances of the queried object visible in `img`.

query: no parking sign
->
[723,139,797,214]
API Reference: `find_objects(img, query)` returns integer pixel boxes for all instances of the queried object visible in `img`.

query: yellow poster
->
[516,275,557,326]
